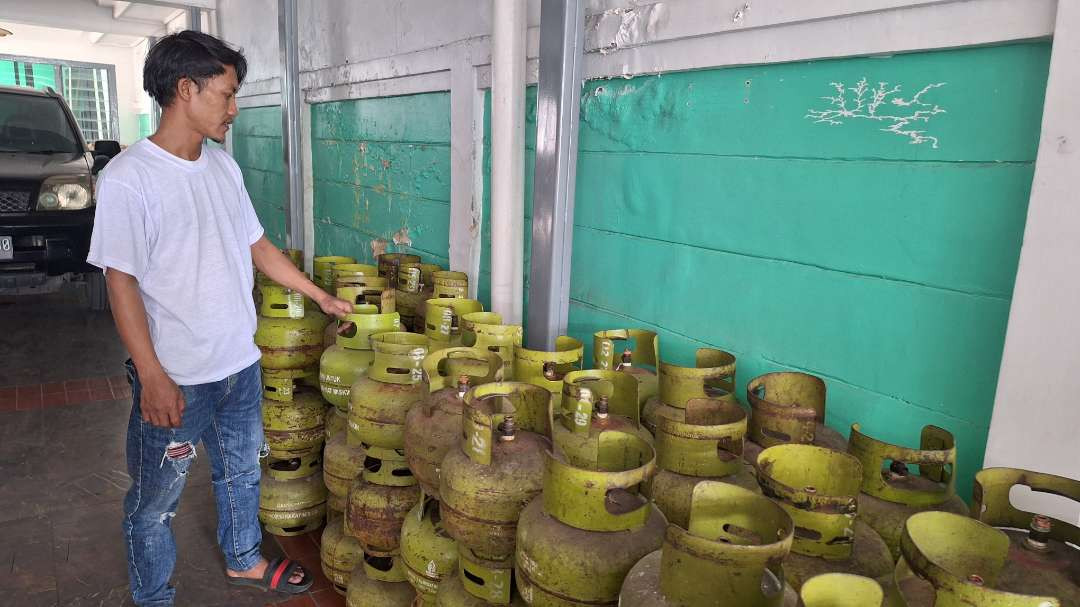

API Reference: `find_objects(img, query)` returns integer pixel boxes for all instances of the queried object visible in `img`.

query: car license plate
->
[0,236,11,261]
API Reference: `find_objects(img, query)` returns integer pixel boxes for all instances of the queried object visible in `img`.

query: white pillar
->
[490,0,527,324]
[986,0,1080,524]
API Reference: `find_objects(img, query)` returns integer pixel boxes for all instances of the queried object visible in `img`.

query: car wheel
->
[86,269,109,311]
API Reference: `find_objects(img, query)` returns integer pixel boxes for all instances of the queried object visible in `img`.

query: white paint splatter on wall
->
[806,78,947,148]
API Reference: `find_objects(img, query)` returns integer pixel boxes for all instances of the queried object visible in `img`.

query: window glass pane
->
[0,92,81,154]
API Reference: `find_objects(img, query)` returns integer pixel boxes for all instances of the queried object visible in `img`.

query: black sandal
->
[225,557,313,594]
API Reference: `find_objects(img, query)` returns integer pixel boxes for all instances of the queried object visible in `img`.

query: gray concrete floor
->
[0,287,338,607]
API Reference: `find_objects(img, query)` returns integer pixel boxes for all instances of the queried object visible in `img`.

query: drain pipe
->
[490,0,527,325]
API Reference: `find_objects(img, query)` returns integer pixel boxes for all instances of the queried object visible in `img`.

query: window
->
[0,55,118,143]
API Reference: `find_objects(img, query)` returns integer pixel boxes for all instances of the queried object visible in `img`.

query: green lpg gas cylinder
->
[439,382,551,560]
[619,482,797,607]
[262,369,326,459]
[255,282,330,370]
[345,445,422,555]
[512,337,584,397]
[643,396,760,528]
[847,424,968,559]
[259,463,328,536]
[745,372,848,464]
[461,312,521,380]
[756,445,893,592]
[345,553,417,606]
[401,497,459,606]
[551,370,653,469]
[425,298,484,347]
[592,329,659,407]
[349,332,430,449]
[319,304,400,410]
[641,348,736,436]
[514,432,667,607]
[403,347,504,498]
[322,513,364,593]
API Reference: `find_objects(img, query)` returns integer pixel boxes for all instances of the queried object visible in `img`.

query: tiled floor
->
[0,289,344,607]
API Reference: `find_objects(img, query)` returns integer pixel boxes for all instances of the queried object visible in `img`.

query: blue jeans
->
[121,360,265,607]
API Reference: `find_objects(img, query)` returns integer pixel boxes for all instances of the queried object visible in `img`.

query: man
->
[87,30,351,606]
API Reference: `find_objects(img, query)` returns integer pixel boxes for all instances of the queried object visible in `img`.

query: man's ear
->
[175,77,197,103]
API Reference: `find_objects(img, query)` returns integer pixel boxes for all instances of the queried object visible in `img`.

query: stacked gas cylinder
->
[253,249,331,542]
[256,255,1079,606]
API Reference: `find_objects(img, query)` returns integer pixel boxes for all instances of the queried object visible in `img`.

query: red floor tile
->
[42,382,66,395]
[114,386,133,400]
[0,399,16,412]
[88,377,111,391]
[64,378,89,391]
[109,374,129,388]
[16,386,42,410]
[67,389,92,405]
[276,533,320,559]
[266,595,316,607]
[90,387,115,402]
[312,589,347,607]
[0,387,15,400]
[42,392,68,407]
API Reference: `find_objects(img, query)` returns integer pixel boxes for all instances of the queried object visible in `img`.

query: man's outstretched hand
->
[316,292,355,334]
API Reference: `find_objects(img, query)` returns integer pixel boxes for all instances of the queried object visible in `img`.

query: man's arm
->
[106,269,185,428]
[251,236,352,318]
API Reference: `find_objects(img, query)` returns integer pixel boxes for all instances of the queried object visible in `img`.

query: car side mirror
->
[93,140,121,158]
[92,154,110,175]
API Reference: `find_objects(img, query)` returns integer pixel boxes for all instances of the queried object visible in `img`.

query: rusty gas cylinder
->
[346,553,417,606]
[744,372,848,465]
[345,445,422,555]
[333,263,380,290]
[265,448,323,481]
[435,550,528,606]
[262,369,327,459]
[401,497,459,606]
[896,506,1078,607]
[461,312,522,380]
[379,253,422,280]
[395,262,438,332]
[512,337,584,397]
[255,282,330,370]
[324,431,366,509]
[348,332,430,450]
[259,463,328,536]
[322,513,364,594]
[551,370,653,468]
[962,467,1078,604]
[619,482,797,607]
[847,424,968,559]
[314,256,357,290]
[593,329,660,407]
[439,382,552,561]
[643,396,760,528]
[403,347,504,498]
[319,304,401,410]
[514,431,667,606]
[641,348,737,436]
[756,444,893,591]
[327,407,348,442]
[425,298,484,348]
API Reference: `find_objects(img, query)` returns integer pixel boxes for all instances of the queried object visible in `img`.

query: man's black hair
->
[143,30,247,107]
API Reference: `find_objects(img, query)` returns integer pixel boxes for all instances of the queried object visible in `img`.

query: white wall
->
[0,21,147,145]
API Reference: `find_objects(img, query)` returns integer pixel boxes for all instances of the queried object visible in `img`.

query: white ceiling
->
[0,0,213,43]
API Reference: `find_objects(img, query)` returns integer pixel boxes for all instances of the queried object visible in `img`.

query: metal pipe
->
[187,7,201,32]
[490,0,528,326]
[526,0,585,349]
[278,0,304,251]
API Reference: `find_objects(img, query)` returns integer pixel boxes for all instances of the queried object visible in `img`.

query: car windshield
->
[0,92,82,155]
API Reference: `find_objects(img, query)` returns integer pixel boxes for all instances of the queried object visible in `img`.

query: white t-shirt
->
[87,138,264,385]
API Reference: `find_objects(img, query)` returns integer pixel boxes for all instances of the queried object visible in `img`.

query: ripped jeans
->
[121,359,265,607]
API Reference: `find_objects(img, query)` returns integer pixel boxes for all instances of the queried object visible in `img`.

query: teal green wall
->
[310,92,452,265]
[233,105,287,247]
[481,42,1051,499]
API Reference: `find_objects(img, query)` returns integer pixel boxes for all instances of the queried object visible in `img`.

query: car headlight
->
[37,175,93,211]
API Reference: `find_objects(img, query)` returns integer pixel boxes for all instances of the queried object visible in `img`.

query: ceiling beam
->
[123,0,216,9]
[113,2,133,19]
[1,0,165,37]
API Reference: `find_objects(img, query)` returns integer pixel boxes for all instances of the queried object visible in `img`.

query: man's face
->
[185,65,239,143]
